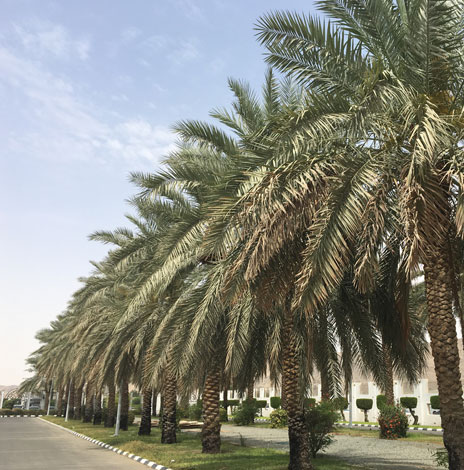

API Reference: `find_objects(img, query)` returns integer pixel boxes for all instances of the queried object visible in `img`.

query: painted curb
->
[39,418,172,470]
[0,415,41,418]
[335,423,443,433]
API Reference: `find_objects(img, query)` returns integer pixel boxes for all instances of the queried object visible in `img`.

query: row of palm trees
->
[21,1,464,469]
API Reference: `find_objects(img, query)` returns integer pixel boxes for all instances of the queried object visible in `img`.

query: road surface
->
[0,418,144,469]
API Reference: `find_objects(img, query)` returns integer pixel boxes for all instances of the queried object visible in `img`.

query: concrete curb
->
[39,417,172,470]
[0,415,41,418]
[335,423,443,433]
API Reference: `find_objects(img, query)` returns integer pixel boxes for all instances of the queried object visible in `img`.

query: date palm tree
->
[255,2,464,466]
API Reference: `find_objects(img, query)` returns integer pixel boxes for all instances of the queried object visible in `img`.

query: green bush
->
[270,396,281,409]
[227,399,240,407]
[188,402,203,421]
[219,407,228,422]
[305,401,339,458]
[255,400,267,408]
[131,397,141,405]
[303,398,317,408]
[400,397,418,425]
[128,411,135,426]
[430,395,440,410]
[356,398,373,422]
[378,405,408,439]
[332,397,348,419]
[2,399,15,409]
[376,394,387,410]
[270,409,287,428]
[233,400,259,426]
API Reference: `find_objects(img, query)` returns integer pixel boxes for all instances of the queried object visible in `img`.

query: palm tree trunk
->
[93,390,102,425]
[138,387,152,436]
[246,377,255,424]
[74,383,83,420]
[83,382,94,423]
[152,389,158,417]
[382,343,395,406]
[320,369,330,402]
[105,380,116,427]
[56,386,64,417]
[447,239,464,356]
[202,363,221,454]
[68,383,75,419]
[283,308,313,470]
[424,246,464,469]
[44,380,52,413]
[120,380,129,431]
[222,388,229,422]
[161,368,177,444]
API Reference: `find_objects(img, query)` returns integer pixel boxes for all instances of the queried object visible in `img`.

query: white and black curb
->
[39,418,172,470]
[336,423,443,433]
[0,414,41,418]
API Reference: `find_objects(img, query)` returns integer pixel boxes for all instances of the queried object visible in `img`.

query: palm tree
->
[255,3,464,466]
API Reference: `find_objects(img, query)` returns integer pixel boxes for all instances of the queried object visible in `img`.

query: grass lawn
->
[41,416,366,470]
[333,427,443,445]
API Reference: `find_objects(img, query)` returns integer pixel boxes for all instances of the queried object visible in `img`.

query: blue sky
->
[0,0,317,384]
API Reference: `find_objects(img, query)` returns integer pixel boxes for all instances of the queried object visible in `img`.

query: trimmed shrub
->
[270,396,281,409]
[221,399,240,412]
[227,399,240,407]
[233,400,259,426]
[219,407,228,422]
[304,398,317,408]
[378,405,408,439]
[400,397,418,425]
[430,395,440,410]
[188,401,203,421]
[270,409,288,428]
[356,398,373,422]
[131,397,141,405]
[376,394,387,410]
[305,401,339,458]
[255,400,267,408]
[128,411,135,426]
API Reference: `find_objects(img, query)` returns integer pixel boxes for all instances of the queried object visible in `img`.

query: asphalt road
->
[0,418,144,469]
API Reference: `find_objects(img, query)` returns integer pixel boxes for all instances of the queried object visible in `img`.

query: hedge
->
[376,394,387,409]
[430,395,440,410]
[356,399,373,410]
[221,399,240,408]
[400,397,417,409]
[270,396,281,409]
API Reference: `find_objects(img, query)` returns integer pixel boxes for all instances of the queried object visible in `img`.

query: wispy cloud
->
[121,26,142,43]
[168,40,200,64]
[11,20,91,61]
[141,34,200,66]
[0,47,175,166]
[174,0,205,21]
